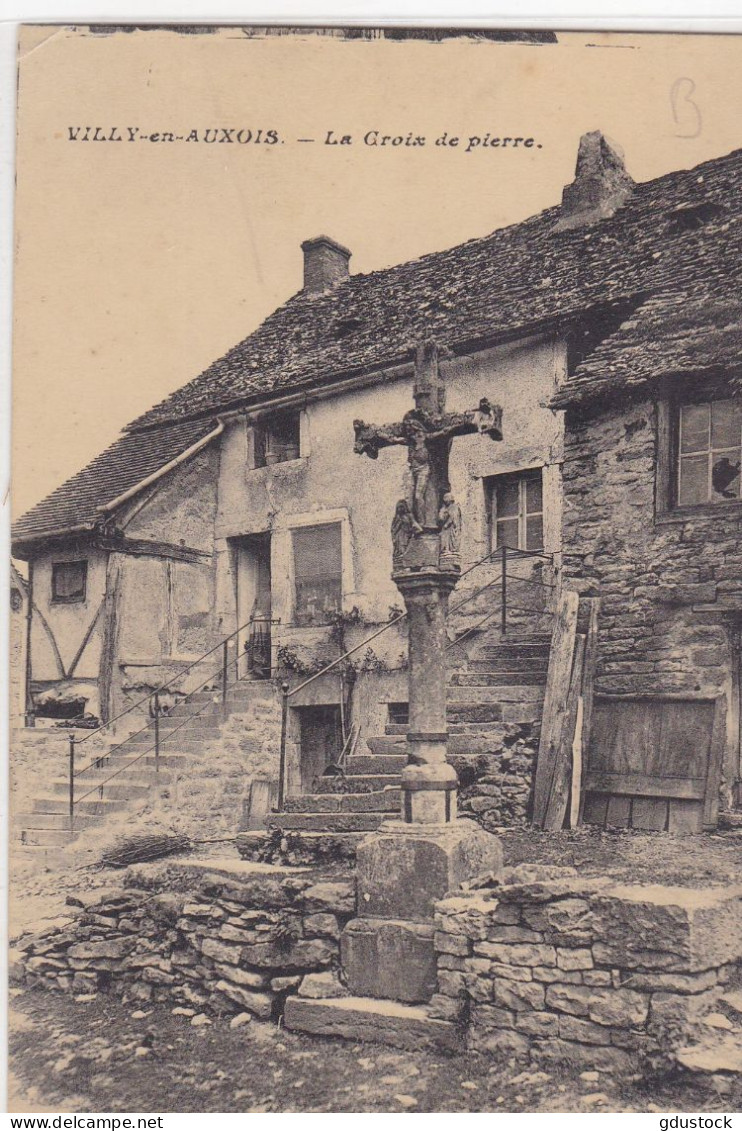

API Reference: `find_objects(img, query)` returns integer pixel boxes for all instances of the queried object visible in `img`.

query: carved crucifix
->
[353,339,503,533]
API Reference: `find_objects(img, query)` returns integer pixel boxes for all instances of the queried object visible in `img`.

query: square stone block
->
[592,884,742,972]
[356,820,503,921]
[341,918,437,1004]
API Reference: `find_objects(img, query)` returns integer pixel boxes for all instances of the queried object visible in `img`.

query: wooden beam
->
[704,695,726,828]
[94,533,209,563]
[583,771,706,800]
[543,633,585,830]
[532,589,580,826]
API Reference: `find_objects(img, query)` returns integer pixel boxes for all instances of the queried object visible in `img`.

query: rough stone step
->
[462,668,547,685]
[33,795,126,816]
[124,722,223,741]
[111,735,217,754]
[446,685,544,704]
[447,705,506,723]
[283,789,400,814]
[451,671,546,687]
[314,773,401,791]
[86,752,188,771]
[20,827,74,847]
[283,995,462,1052]
[165,701,228,719]
[454,682,545,702]
[478,643,551,659]
[52,779,152,801]
[350,752,407,773]
[268,812,386,833]
[17,811,100,831]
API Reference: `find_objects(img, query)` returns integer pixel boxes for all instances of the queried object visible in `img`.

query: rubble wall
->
[11,861,356,1021]
[432,871,742,1073]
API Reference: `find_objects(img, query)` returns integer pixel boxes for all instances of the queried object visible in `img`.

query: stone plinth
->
[341,918,437,1003]
[356,820,503,922]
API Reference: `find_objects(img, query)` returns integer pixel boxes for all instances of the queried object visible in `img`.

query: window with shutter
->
[292,522,343,625]
[51,560,88,603]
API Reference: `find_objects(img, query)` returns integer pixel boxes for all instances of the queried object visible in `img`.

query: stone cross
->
[354,340,503,536]
[353,339,503,824]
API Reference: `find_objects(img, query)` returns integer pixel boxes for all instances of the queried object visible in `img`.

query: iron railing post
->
[68,733,75,833]
[501,542,507,635]
[222,640,229,703]
[153,691,160,775]
[277,681,290,811]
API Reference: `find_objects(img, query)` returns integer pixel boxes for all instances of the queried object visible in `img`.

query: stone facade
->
[561,391,742,813]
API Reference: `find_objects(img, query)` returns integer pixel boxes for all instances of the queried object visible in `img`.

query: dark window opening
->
[486,470,543,553]
[292,522,343,625]
[334,317,362,338]
[676,398,742,507]
[52,560,87,603]
[34,696,87,720]
[253,411,301,467]
[387,702,409,725]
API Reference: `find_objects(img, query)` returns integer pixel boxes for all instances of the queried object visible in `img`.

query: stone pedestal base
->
[341,918,437,1003]
[356,819,503,922]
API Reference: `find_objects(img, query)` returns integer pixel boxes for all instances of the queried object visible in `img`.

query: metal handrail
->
[68,648,240,828]
[76,616,259,745]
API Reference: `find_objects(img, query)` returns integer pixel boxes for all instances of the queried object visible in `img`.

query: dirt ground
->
[7,988,741,1115]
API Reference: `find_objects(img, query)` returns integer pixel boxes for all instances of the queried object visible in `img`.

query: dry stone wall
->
[11,860,356,1022]
[431,866,742,1073]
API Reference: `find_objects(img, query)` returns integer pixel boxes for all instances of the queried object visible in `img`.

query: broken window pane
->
[497,479,519,518]
[711,454,741,500]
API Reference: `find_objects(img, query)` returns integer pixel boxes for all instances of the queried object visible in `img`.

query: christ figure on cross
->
[353,339,503,533]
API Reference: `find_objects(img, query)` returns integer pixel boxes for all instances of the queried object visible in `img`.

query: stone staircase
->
[675,989,742,1077]
[269,629,551,839]
[16,680,272,849]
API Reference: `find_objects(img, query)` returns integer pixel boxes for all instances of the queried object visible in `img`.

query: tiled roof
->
[13,144,742,544]
[12,418,217,549]
[130,146,742,430]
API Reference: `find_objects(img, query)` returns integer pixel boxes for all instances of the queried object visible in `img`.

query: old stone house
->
[11,132,742,839]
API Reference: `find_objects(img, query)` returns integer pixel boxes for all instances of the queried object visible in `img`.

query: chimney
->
[301,235,351,294]
[556,131,634,231]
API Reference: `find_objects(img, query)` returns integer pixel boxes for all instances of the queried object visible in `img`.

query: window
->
[253,411,301,467]
[292,522,342,625]
[51,560,87,603]
[677,399,742,507]
[487,470,543,552]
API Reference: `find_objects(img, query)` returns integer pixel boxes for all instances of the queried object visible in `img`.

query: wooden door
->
[582,697,720,832]
[298,706,343,793]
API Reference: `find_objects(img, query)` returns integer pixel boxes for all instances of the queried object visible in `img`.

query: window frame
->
[485,468,544,554]
[656,385,742,521]
[252,410,302,469]
[51,560,88,604]
[291,520,344,627]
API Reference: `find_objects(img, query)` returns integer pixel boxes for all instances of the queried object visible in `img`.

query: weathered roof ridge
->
[126,143,742,432]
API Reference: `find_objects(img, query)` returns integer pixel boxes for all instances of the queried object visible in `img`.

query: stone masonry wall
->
[11,859,355,1022]
[431,867,742,1074]
[561,395,742,800]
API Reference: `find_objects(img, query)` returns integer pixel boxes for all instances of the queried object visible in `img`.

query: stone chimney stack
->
[556,131,635,231]
[301,235,351,294]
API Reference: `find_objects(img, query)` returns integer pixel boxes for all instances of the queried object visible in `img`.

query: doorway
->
[297,705,343,793]
[232,533,272,679]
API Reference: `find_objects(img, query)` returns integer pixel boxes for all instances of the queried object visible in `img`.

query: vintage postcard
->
[7,23,742,1116]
